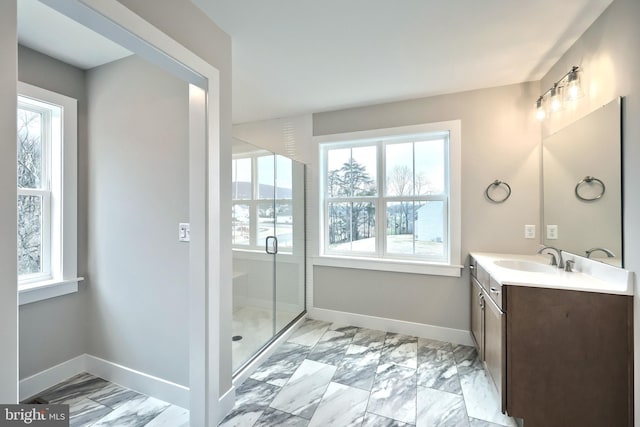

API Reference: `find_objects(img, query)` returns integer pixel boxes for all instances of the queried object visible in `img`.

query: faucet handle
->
[564,260,575,272]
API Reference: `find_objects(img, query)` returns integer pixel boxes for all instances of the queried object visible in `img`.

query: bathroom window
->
[232,153,293,252]
[17,82,79,300]
[318,121,461,272]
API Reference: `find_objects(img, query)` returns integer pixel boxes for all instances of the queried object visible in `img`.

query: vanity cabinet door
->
[470,277,484,356]
[483,295,504,408]
[505,285,632,427]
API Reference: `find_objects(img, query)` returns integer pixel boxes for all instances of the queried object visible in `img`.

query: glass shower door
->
[231,139,305,372]
[274,156,305,332]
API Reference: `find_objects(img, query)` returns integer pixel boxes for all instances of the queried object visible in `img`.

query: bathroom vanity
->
[469,252,633,427]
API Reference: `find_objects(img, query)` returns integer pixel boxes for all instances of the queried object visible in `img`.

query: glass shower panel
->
[275,157,305,332]
[231,140,275,371]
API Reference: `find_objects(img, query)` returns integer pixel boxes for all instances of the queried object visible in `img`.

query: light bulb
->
[567,82,579,100]
[550,84,561,112]
[536,97,546,121]
[564,66,583,102]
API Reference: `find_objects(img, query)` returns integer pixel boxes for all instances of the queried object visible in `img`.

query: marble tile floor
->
[24,372,189,427]
[221,319,518,427]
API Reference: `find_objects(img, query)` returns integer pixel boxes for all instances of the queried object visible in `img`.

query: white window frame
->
[17,100,53,283]
[314,121,462,277]
[17,82,82,304]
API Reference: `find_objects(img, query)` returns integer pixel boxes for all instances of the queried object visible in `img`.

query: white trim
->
[84,355,189,409]
[18,277,84,305]
[19,354,86,402]
[232,314,308,387]
[308,307,474,346]
[312,256,463,277]
[314,120,462,271]
[40,2,227,425]
[19,354,190,409]
[17,82,78,294]
[218,386,236,421]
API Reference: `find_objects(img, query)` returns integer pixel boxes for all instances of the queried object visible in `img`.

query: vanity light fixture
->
[535,65,583,121]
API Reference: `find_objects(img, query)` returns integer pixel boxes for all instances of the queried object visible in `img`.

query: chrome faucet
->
[585,247,616,258]
[537,246,564,269]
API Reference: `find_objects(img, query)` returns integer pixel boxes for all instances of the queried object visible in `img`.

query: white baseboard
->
[308,307,474,346]
[19,354,86,402]
[84,355,189,409]
[216,386,236,425]
[232,314,308,387]
[19,354,189,409]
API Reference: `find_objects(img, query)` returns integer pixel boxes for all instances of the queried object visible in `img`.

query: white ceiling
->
[18,0,131,70]
[16,1,614,123]
[193,0,614,124]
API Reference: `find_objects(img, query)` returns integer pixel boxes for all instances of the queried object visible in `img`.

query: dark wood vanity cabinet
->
[504,285,633,427]
[469,260,505,402]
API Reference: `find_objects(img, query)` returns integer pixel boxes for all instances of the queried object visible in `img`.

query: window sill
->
[312,256,463,277]
[18,277,85,306]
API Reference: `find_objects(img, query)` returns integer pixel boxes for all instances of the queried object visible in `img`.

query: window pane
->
[386,201,415,254]
[275,155,292,199]
[386,201,445,258]
[232,158,252,200]
[275,202,293,251]
[327,148,350,197]
[328,202,375,253]
[350,146,377,196]
[326,146,376,197]
[18,194,42,275]
[256,202,275,246]
[414,201,445,258]
[257,155,275,199]
[232,204,250,245]
[327,202,350,249]
[415,139,445,195]
[17,108,44,189]
[385,143,413,196]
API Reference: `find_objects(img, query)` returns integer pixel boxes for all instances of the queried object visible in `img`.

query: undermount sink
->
[493,259,558,273]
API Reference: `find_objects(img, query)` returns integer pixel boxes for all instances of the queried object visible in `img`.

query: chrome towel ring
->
[485,180,511,203]
[575,176,605,201]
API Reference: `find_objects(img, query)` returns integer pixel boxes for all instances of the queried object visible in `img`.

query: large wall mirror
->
[542,98,622,266]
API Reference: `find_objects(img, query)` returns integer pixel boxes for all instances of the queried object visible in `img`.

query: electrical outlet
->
[178,223,190,242]
[547,224,558,240]
[524,225,536,239]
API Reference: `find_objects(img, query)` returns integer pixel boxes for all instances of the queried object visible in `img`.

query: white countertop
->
[470,252,634,296]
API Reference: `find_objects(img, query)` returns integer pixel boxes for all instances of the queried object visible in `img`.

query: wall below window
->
[310,82,540,332]
[17,46,87,380]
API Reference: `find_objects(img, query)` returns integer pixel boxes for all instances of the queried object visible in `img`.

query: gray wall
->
[0,0,18,403]
[17,46,88,380]
[86,55,190,386]
[538,0,640,421]
[312,82,541,330]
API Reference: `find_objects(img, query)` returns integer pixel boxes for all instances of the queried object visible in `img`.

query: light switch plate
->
[547,224,558,240]
[524,224,536,239]
[178,223,190,242]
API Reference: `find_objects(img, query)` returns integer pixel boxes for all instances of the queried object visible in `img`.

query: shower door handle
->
[265,236,278,254]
